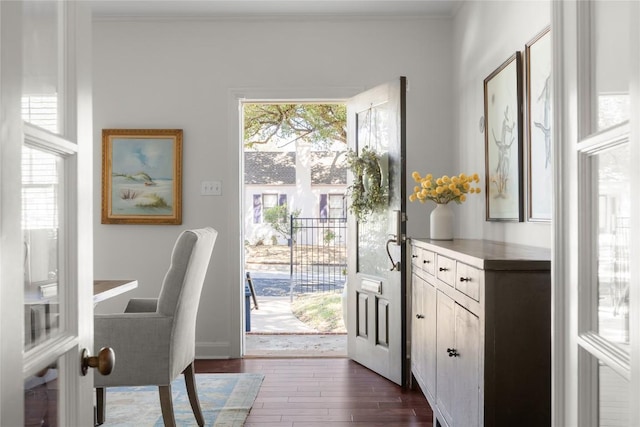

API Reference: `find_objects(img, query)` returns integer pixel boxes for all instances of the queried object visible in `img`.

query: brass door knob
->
[81,347,115,376]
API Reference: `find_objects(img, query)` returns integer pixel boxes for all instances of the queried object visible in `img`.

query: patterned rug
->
[101,373,264,427]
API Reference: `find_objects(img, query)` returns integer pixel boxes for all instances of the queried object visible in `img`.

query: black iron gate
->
[290,216,347,295]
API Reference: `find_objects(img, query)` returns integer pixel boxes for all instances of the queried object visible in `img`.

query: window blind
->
[22,146,59,230]
[22,94,58,133]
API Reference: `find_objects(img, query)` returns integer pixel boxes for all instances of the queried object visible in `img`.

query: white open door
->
[346,77,407,386]
[554,1,640,425]
[0,1,98,425]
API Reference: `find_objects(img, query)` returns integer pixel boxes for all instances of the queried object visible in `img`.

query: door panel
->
[347,78,407,385]
[424,279,437,396]
[436,291,455,426]
[377,298,390,347]
[357,292,369,338]
[411,272,425,382]
[455,304,480,427]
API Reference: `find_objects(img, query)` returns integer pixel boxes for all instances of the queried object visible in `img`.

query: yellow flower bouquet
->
[409,172,481,205]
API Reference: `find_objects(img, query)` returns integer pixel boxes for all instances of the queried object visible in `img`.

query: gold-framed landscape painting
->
[102,129,182,225]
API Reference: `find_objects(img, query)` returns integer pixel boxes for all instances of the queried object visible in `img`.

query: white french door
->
[555,1,640,426]
[0,1,95,425]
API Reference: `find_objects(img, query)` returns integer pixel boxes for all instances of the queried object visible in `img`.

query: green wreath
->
[346,146,387,222]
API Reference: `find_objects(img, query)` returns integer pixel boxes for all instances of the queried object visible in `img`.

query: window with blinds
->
[22,94,58,134]
[22,144,63,350]
[22,145,59,230]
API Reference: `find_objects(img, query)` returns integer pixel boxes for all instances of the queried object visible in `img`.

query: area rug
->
[101,373,264,427]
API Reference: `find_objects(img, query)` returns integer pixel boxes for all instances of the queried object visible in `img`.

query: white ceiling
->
[90,0,461,19]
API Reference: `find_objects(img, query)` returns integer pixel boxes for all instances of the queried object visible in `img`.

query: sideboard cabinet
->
[410,239,551,427]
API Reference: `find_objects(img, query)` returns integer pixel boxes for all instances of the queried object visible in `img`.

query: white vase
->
[430,203,454,240]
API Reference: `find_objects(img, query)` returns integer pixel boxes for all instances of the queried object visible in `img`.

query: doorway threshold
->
[245,333,347,358]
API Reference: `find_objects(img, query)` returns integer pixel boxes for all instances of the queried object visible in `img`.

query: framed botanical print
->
[484,52,524,222]
[526,27,552,222]
[102,129,182,224]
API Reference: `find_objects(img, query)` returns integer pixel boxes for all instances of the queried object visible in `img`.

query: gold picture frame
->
[101,129,182,225]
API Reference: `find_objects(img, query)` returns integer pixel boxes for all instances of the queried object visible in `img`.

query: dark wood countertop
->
[410,238,551,271]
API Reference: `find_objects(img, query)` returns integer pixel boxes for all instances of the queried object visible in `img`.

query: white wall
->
[452,1,551,247]
[92,16,453,357]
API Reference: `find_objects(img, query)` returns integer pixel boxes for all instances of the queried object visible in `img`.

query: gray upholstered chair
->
[94,227,217,427]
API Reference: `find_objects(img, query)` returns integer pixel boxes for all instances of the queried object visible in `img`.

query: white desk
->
[93,280,138,304]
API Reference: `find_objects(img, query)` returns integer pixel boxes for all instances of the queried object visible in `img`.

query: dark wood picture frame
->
[525,27,552,222]
[102,129,182,225]
[483,52,524,222]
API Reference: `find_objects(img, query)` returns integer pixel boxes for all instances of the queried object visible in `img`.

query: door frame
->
[228,87,362,357]
[0,2,28,425]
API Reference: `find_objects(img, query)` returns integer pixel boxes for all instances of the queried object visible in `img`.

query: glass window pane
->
[23,146,63,351]
[328,194,345,219]
[596,144,630,350]
[593,1,630,131]
[262,194,278,210]
[599,361,629,426]
[22,1,60,133]
[580,351,630,427]
[25,360,59,427]
[356,104,391,276]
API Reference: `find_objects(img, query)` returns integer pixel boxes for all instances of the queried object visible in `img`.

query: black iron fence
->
[290,216,347,294]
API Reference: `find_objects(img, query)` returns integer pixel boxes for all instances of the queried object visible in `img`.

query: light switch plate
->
[201,181,222,196]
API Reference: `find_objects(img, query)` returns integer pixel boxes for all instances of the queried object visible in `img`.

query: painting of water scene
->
[102,129,182,224]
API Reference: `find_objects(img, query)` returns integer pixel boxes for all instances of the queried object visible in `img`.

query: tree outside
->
[262,204,301,244]
[244,104,346,150]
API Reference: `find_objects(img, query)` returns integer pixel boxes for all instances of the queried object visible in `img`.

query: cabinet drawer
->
[436,255,456,286]
[456,262,481,302]
[411,247,422,269]
[421,250,435,275]
[412,247,435,276]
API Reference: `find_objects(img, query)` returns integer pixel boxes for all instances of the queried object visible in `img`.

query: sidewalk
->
[245,273,347,357]
[249,296,315,333]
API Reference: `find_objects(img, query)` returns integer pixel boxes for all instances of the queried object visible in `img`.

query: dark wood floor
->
[195,358,433,427]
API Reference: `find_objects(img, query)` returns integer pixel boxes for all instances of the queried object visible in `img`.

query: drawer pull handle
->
[412,254,418,258]
[459,277,471,282]
[439,267,448,272]
[423,260,431,264]
[446,348,459,357]
[415,314,425,319]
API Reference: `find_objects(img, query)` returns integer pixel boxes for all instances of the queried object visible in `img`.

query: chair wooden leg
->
[158,385,176,427]
[184,363,205,426]
[96,388,105,425]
